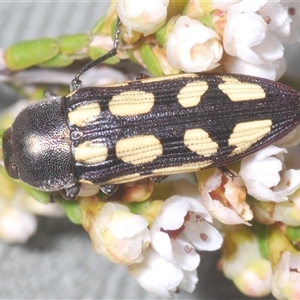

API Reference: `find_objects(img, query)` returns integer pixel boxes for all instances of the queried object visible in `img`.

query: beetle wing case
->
[65,73,300,186]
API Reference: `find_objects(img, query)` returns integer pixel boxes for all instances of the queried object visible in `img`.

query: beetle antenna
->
[70,16,121,92]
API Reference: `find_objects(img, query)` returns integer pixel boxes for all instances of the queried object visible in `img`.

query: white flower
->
[272,251,300,300]
[0,204,37,243]
[281,1,300,44]
[128,248,184,298]
[88,202,151,265]
[116,0,169,36]
[240,145,300,202]
[252,197,300,226]
[166,16,223,72]
[151,196,223,272]
[211,0,240,12]
[223,0,289,79]
[198,169,253,225]
[259,1,292,44]
[221,229,272,297]
[223,55,286,80]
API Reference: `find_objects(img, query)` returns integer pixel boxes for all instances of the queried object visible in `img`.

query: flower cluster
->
[1,0,300,299]
[116,0,300,80]
[78,183,223,297]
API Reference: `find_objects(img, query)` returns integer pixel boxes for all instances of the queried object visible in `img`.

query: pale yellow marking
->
[104,81,129,88]
[184,128,218,157]
[177,81,209,108]
[116,135,163,165]
[109,91,155,117]
[68,102,100,127]
[229,120,272,155]
[105,161,213,185]
[218,76,266,101]
[139,73,198,84]
[75,140,108,164]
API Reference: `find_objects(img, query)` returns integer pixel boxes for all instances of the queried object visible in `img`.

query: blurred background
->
[1,2,298,299]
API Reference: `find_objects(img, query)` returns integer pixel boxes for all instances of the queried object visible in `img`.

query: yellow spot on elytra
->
[229,120,272,155]
[109,91,155,116]
[177,81,209,108]
[68,102,100,127]
[116,135,163,165]
[75,140,108,164]
[218,76,266,101]
[184,128,218,157]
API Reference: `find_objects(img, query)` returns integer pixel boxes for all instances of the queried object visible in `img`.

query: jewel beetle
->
[2,18,300,200]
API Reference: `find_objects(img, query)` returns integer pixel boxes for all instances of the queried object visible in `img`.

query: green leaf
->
[39,53,75,68]
[92,15,106,35]
[200,14,213,28]
[4,38,60,70]
[59,34,90,55]
[254,223,270,259]
[18,182,52,204]
[0,129,5,143]
[62,200,82,225]
[127,200,150,215]
[154,24,167,46]
[140,45,163,76]
[286,226,300,244]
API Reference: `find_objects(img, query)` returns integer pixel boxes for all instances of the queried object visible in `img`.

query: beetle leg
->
[150,175,168,183]
[100,184,119,196]
[44,90,59,100]
[135,73,150,80]
[61,183,81,201]
[218,166,236,181]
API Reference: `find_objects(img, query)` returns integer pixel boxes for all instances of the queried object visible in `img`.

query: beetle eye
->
[2,127,19,179]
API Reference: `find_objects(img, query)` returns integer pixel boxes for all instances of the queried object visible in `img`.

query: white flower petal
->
[166,16,222,72]
[180,270,198,293]
[210,200,252,225]
[0,206,37,243]
[157,196,189,230]
[90,203,150,264]
[223,55,286,80]
[171,238,200,271]
[231,0,268,13]
[184,220,223,251]
[128,248,183,298]
[240,145,300,202]
[151,230,174,262]
[252,32,283,61]
[117,0,169,36]
[274,169,300,196]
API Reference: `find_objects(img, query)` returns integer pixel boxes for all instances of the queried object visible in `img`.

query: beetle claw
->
[61,183,81,201]
[100,184,119,196]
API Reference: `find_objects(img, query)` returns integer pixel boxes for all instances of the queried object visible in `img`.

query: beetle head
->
[2,99,75,192]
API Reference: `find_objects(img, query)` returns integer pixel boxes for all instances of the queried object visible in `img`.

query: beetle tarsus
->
[100,184,119,196]
[135,73,150,80]
[61,183,81,201]
[150,175,168,183]
[218,166,236,181]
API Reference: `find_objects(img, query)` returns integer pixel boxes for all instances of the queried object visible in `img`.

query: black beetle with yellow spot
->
[2,19,300,200]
